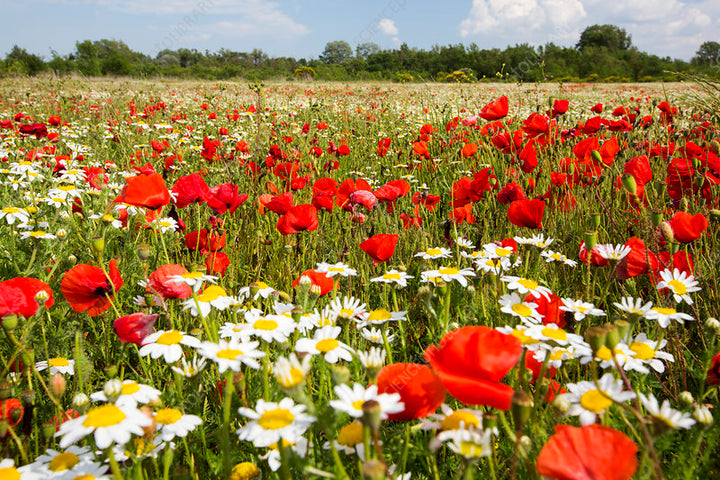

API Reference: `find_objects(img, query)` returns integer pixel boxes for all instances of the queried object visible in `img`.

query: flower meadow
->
[0,78,719,480]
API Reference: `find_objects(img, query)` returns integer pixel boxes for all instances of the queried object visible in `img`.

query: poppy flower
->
[349,190,377,211]
[264,192,294,215]
[706,352,720,386]
[206,251,230,276]
[424,326,521,410]
[615,237,658,281]
[376,363,446,421]
[336,178,373,209]
[114,312,157,345]
[292,269,334,296]
[551,99,569,117]
[19,123,48,139]
[359,234,399,266]
[461,143,478,157]
[496,182,526,204]
[667,211,708,244]
[412,192,441,212]
[114,173,171,210]
[276,204,319,235]
[207,183,248,214]
[172,173,210,208]
[450,203,475,225]
[590,103,603,113]
[61,260,123,317]
[479,96,509,121]
[536,424,638,480]
[507,199,545,229]
[184,229,226,252]
[147,264,192,299]
[527,291,565,328]
[0,398,23,436]
[0,277,54,319]
[400,211,423,229]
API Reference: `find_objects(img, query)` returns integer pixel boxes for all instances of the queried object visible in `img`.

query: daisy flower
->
[500,276,552,300]
[295,326,354,363]
[475,256,514,275]
[564,373,636,426]
[238,281,276,301]
[639,393,695,431]
[578,342,647,373]
[305,306,338,330]
[169,271,217,292]
[461,249,486,261]
[515,233,554,249]
[90,380,161,408]
[540,250,578,267]
[415,247,452,260]
[482,243,516,259]
[498,293,543,324]
[626,333,674,373]
[613,297,653,318]
[529,344,591,369]
[316,262,357,277]
[262,437,309,472]
[237,398,316,448]
[419,403,485,432]
[357,347,386,371]
[456,237,475,249]
[88,213,123,229]
[151,217,178,233]
[20,230,57,240]
[645,306,694,328]
[523,323,585,348]
[49,461,109,479]
[35,357,75,375]
[242,312,296,343]
[55,403,153,449]
[170,355,207,378]
[496,324,541,350]
[154,408,202,441]
[0,206,30,225]
[421,266,476,287]
[197,339,265,372]
[360,327,395,345]
[329,383,404,420]
[330,296,367,321]
[218,321,252,343]
[369,270,414,288]
[356,308,407,328]
[139,330,201,364]
[19,446,94,478]
[325,422,372,459]
[115,436,168,462]
[656,269,701,305]
[0,459,23,480]
[559,298,606,321]
[182,285,239,317]
[596,243,631,261]
[274,354,312,390]
[436,428,492,459]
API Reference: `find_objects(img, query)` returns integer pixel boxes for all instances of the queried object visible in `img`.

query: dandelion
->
[139,330,201,364]
[55,403,153,449]
[237,398,316,448]
[197,339,265,372]
[329,383,404,419]
[656,268,701,305]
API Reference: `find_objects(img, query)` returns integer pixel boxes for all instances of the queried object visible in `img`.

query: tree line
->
[2,25,719,82]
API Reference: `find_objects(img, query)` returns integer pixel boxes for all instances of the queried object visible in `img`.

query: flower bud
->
[678,391,694,409]
[91,236,105,255]
[0,381,12,400]
[331,365,350,386]
[361,399,382,435]
[233,372,246,394]
[604,324,621,350]
[103,378,123,403]
[56,228,67,239]
[104,365,118,378]
[692,405,713,429]
[0,419,8,437]
[552,393,572,414]
[511,391,534,429]
[705,317,720,334]
[518,435,532,457]
[590,212,601,229]
[67,254,77,264]
[659,221,674,244]
[42,421,56,439]
[710,209,720,221]
[137,243,151,262]
[2,314,18,332]
[140,405,156,436]
[650,211,663,227]
[21,389,35,406]
[50,373,66,399]
[614,320,630,341]
[35,290,50,304]
[591,150,603,164]
[72,393,90,412]
[620,173,637,196]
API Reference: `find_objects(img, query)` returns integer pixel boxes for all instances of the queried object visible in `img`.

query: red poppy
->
[615,237,659,281]
[276,204,319,235]
[0,277,54,319]
[207,183,247,214]
[336,178,373,209]
[400,210,423,229]
[114,312,157,345]
[413,141,430,158]
[206,251,230,276]
[184,229,226,252]
[496,182,526,204]
[376,363,446,421]
[47,115,62,126]
[461,143,478,157]
[424,326,521,410]
[667,211,708,244]
[551,99,569,117]
[19,123,48,139]
[147,264,192,299]
[578,242,609,268]
[479,96,509,121]
[449,203,475,225]
[292,269,334,296]
[590,103,603,113]
[706,352,720,386]
[536,424,638,480]
[172,173,210,208]
[263,192,294,215]
[519,141,538,173]
[528,291,565,328]
[349,190,377,211]
[114,173,171,210]
[507,199,545,229]
[359,234,399,266]
[61,260,123,317]
[0,398,23,436]
[412,192,441,212]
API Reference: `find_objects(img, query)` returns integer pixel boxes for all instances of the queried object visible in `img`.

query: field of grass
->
[0,78,718,480]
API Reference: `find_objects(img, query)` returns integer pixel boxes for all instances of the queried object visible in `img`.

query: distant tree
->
[6,45,46,76]
[48,50,74,76]
[577,25,632,52]
[320,41,353,64]
[251,49,268,67]
[692,41,720,65]
[74,40,101,76]
[156,50,180,67]
[356,42,379,60]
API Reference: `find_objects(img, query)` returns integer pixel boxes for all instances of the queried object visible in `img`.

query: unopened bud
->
[621,173,637,196]
[692,405,713,428]
[710,139,720,155]
[705,317,720,334]
[91,236,105,255]
[614,320,630,341]
[361,399,382,435]
[103,365,118,378]
[659,221,675,244]
[0,419,8,437]
[56,228,67,239]
[35,290,50,304]
[21,389,35,406]
[0,382,11,400]
[9,407,23,423]
[605,324,621,350]
[137,243,151,262]
[710,209,720,221]
[291,307,302,323]
[518,435,532,457]
[512,391,534,429]
[50,373,66,399]
[42,421,56,439]
[331,365,350,386]
[72,393,90,412]
[233,372,246,394]
[650,211,663,227]
[552,393,572,414]
[67,254,77,264]
[590,212,601,229]
[2,314,18,331]
[591,150,603,164]
[103,378,123,403]
[678,391,694,409]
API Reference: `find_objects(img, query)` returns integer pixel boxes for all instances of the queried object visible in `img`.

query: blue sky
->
[2,0,718,61]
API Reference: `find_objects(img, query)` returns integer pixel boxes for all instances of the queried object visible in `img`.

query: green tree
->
[356,42,379,60]
[319,41,353,64]
[6,45,46,76]
[577,25,632,52]
[74,40,101,76]
[692,41,720,65]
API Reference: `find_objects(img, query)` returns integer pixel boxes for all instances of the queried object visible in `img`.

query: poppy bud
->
[605,324,621,350]
[137,243,151,262]
[710,209,720,221]
[591,150,603,164]
[650,211,663,226]
[659,221,674,244]
[585,326,607,353]
[361,399,382,435]
[483,413,497,430]
[42,421,56,439]
[711,140,720,155]
[584,231,597,252]
[620,173,637,196]
[614,320,630,340]
[511,391,533,429]
[21,389,35,406]
[2,314,18,332]
[50,373,66,399]
[0,382,11,400]
[91,236,105,255]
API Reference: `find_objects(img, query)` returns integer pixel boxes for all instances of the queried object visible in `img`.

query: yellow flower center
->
[0,467,20,480]
[83,404,126,428]
[629,342,655,361]
[258,408,295,430]
[551,253,563,261]
[328,267,345,272]
[459,441,487,458]
[576,306,588,313]
[155,408,183,425]
[510,329,537,345]
[496,247,512,257]
[351,400,366,411]
[337,422,364,446]
[157,330,183,345]
[550,349,569,361]
[29,231,47,237]
[580,389,613,413]
[511,303,533,317]
[183,271,204,279]
[541,327,568,342]
[439,267,459,275]
[254,319,279,331]
[197,285,227,302]
[217,349,244,360]
[278,367,304,388]
[71,475,96,480]
[122,382,140,395]
[667,280,687,295]
[383,273,401,280]
[49,357,70,367]
[126,437,157,457]
[256,281,269,289]
[595,346,614,361]
[518,278,539,290]
[367,309,392,322]
[440,411,480,431]
[2,207,21,213]
[426,248,442,256]
[652,307,676,315]
[339,308,355,318]
[316,338,339,352]
[49,452,80,471]
[230,462,261,480]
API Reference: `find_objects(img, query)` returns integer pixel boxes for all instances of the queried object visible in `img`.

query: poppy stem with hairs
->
[221,369,235,480]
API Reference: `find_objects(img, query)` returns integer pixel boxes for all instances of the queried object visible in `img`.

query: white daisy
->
[316,262,357,278]
[55,403,153,449]
[242,312,296,343]
[218,321,252,343]
[356,308,407,328]
[19,446,94,478]
[35,357,75,375]
[197,339,265,372]
[436,427,493,459]
[295,326,354,363]
[419,403,485,432]
[500,276,552,300]
[238,281,276,301]
[20,230,57,240]
[498,293,543,324]
[170,355,207,378]
[475,256,514,275]
[90,380,161,408]
[154,408,202,441]
[237,397,316,448]
[540,250,578,267]
[0,206,30,225]
[596,243,631,261]
[564,373,636,426]
[370,270,414,288]
[644,306,694,328]
[560,298,606,321]
[360,327,395,345]
[182,285,239,317]
[656,269,701,305]
[329,383,404,420]
[262,437,310,472]
[626,333,674,373]
[139,330,201,364]
[274,354,312,390]
[613,297,653,318]
[329,296,367,321]
[639,393,695,431]
[169,271,217,292]
[421,266,476,287]
[415,247,452,260]
[151,217,178,233]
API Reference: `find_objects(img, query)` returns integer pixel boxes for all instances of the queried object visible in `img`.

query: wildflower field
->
[0,77,719,480]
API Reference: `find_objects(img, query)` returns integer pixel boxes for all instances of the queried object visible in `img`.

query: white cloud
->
[379,18,399,36]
